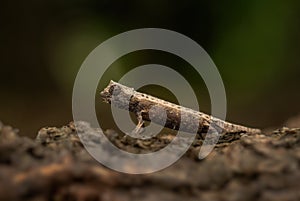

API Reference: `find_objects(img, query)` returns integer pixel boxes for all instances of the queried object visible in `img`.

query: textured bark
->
[0,121,299,201]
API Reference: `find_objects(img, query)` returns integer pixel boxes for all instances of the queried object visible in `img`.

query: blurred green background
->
[1,0,300,136]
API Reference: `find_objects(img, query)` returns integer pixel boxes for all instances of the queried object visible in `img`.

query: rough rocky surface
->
[0,121,300,201]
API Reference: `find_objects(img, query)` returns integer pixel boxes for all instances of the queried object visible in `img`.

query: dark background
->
[1,0,300,137]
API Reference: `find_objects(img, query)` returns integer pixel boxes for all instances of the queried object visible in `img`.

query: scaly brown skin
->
[100,80,261,136]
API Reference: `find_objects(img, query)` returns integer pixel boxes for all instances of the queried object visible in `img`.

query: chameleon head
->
[100,80,134,104]
[100,80,116,103]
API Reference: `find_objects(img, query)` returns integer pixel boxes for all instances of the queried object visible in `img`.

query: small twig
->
[100,80,261,135]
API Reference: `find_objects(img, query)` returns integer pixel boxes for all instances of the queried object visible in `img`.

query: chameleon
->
[100,80,261,136]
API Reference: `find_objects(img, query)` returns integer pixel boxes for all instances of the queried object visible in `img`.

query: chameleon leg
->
[131,111,145,136]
